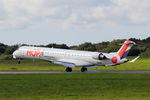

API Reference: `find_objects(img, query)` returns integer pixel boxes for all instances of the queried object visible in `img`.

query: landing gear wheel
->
[65,67,72,72]
[18,60,21,64]
[81,67,87,72]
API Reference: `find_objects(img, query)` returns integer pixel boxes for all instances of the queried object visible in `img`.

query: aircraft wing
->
[42,56,56,61]
[50,58,94,68]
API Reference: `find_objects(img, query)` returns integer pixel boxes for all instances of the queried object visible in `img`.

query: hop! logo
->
[26,49,43,57]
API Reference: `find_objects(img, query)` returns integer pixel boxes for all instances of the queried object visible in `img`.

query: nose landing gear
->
[17,59,21,64]
[17,60,21,64]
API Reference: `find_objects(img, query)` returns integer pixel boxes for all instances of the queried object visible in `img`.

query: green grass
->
[0,57,149,71]
[0,60,65,71]
[0,73,150,100]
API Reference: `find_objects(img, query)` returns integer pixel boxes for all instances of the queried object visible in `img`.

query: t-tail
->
[117,40,136,59]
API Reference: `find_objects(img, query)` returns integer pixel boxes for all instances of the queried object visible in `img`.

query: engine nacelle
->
[92,53,106,60]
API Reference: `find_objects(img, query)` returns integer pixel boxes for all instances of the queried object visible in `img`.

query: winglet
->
[129,56,140,63]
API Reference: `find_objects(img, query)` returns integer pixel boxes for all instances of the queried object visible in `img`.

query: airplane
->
[12,40,139,72]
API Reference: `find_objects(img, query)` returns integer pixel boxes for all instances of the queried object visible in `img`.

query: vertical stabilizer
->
[117,40,135,59]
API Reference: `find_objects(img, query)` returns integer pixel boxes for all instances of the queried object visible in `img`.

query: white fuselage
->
[13,46,125,67]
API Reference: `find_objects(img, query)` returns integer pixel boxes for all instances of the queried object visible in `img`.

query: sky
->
[0,0,150,46]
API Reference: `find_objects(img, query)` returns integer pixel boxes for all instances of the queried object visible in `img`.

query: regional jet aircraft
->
[12,40,139,72]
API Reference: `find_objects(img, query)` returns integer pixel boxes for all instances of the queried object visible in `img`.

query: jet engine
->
[92,53,106,60]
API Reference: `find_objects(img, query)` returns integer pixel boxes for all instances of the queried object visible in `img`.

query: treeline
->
[0,37,150,59]
[71,37,150,57]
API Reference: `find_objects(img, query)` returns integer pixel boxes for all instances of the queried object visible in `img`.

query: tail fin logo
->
[117,40,135,59]
[111,56,118,64]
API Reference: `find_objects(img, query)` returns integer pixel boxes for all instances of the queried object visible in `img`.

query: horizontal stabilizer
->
[129,56,140,63]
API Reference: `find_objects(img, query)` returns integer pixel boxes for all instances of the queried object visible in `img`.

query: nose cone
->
[12,50,17,59]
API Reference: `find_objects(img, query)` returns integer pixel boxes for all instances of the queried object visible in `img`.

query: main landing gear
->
[65,67,87,72]
[81,67,87,72]
[65,67,72,72]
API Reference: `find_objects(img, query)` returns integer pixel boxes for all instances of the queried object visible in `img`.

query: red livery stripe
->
[117,40,133,57]
[118,44,129,57]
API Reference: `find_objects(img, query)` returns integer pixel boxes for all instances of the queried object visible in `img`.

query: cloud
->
[111,0,150,23]
[85,6,112,19]
[0,0,59,17]
[0,0,150,29]
[0,0,59,29]
[82,0,150,25]
[45,13,95,30]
